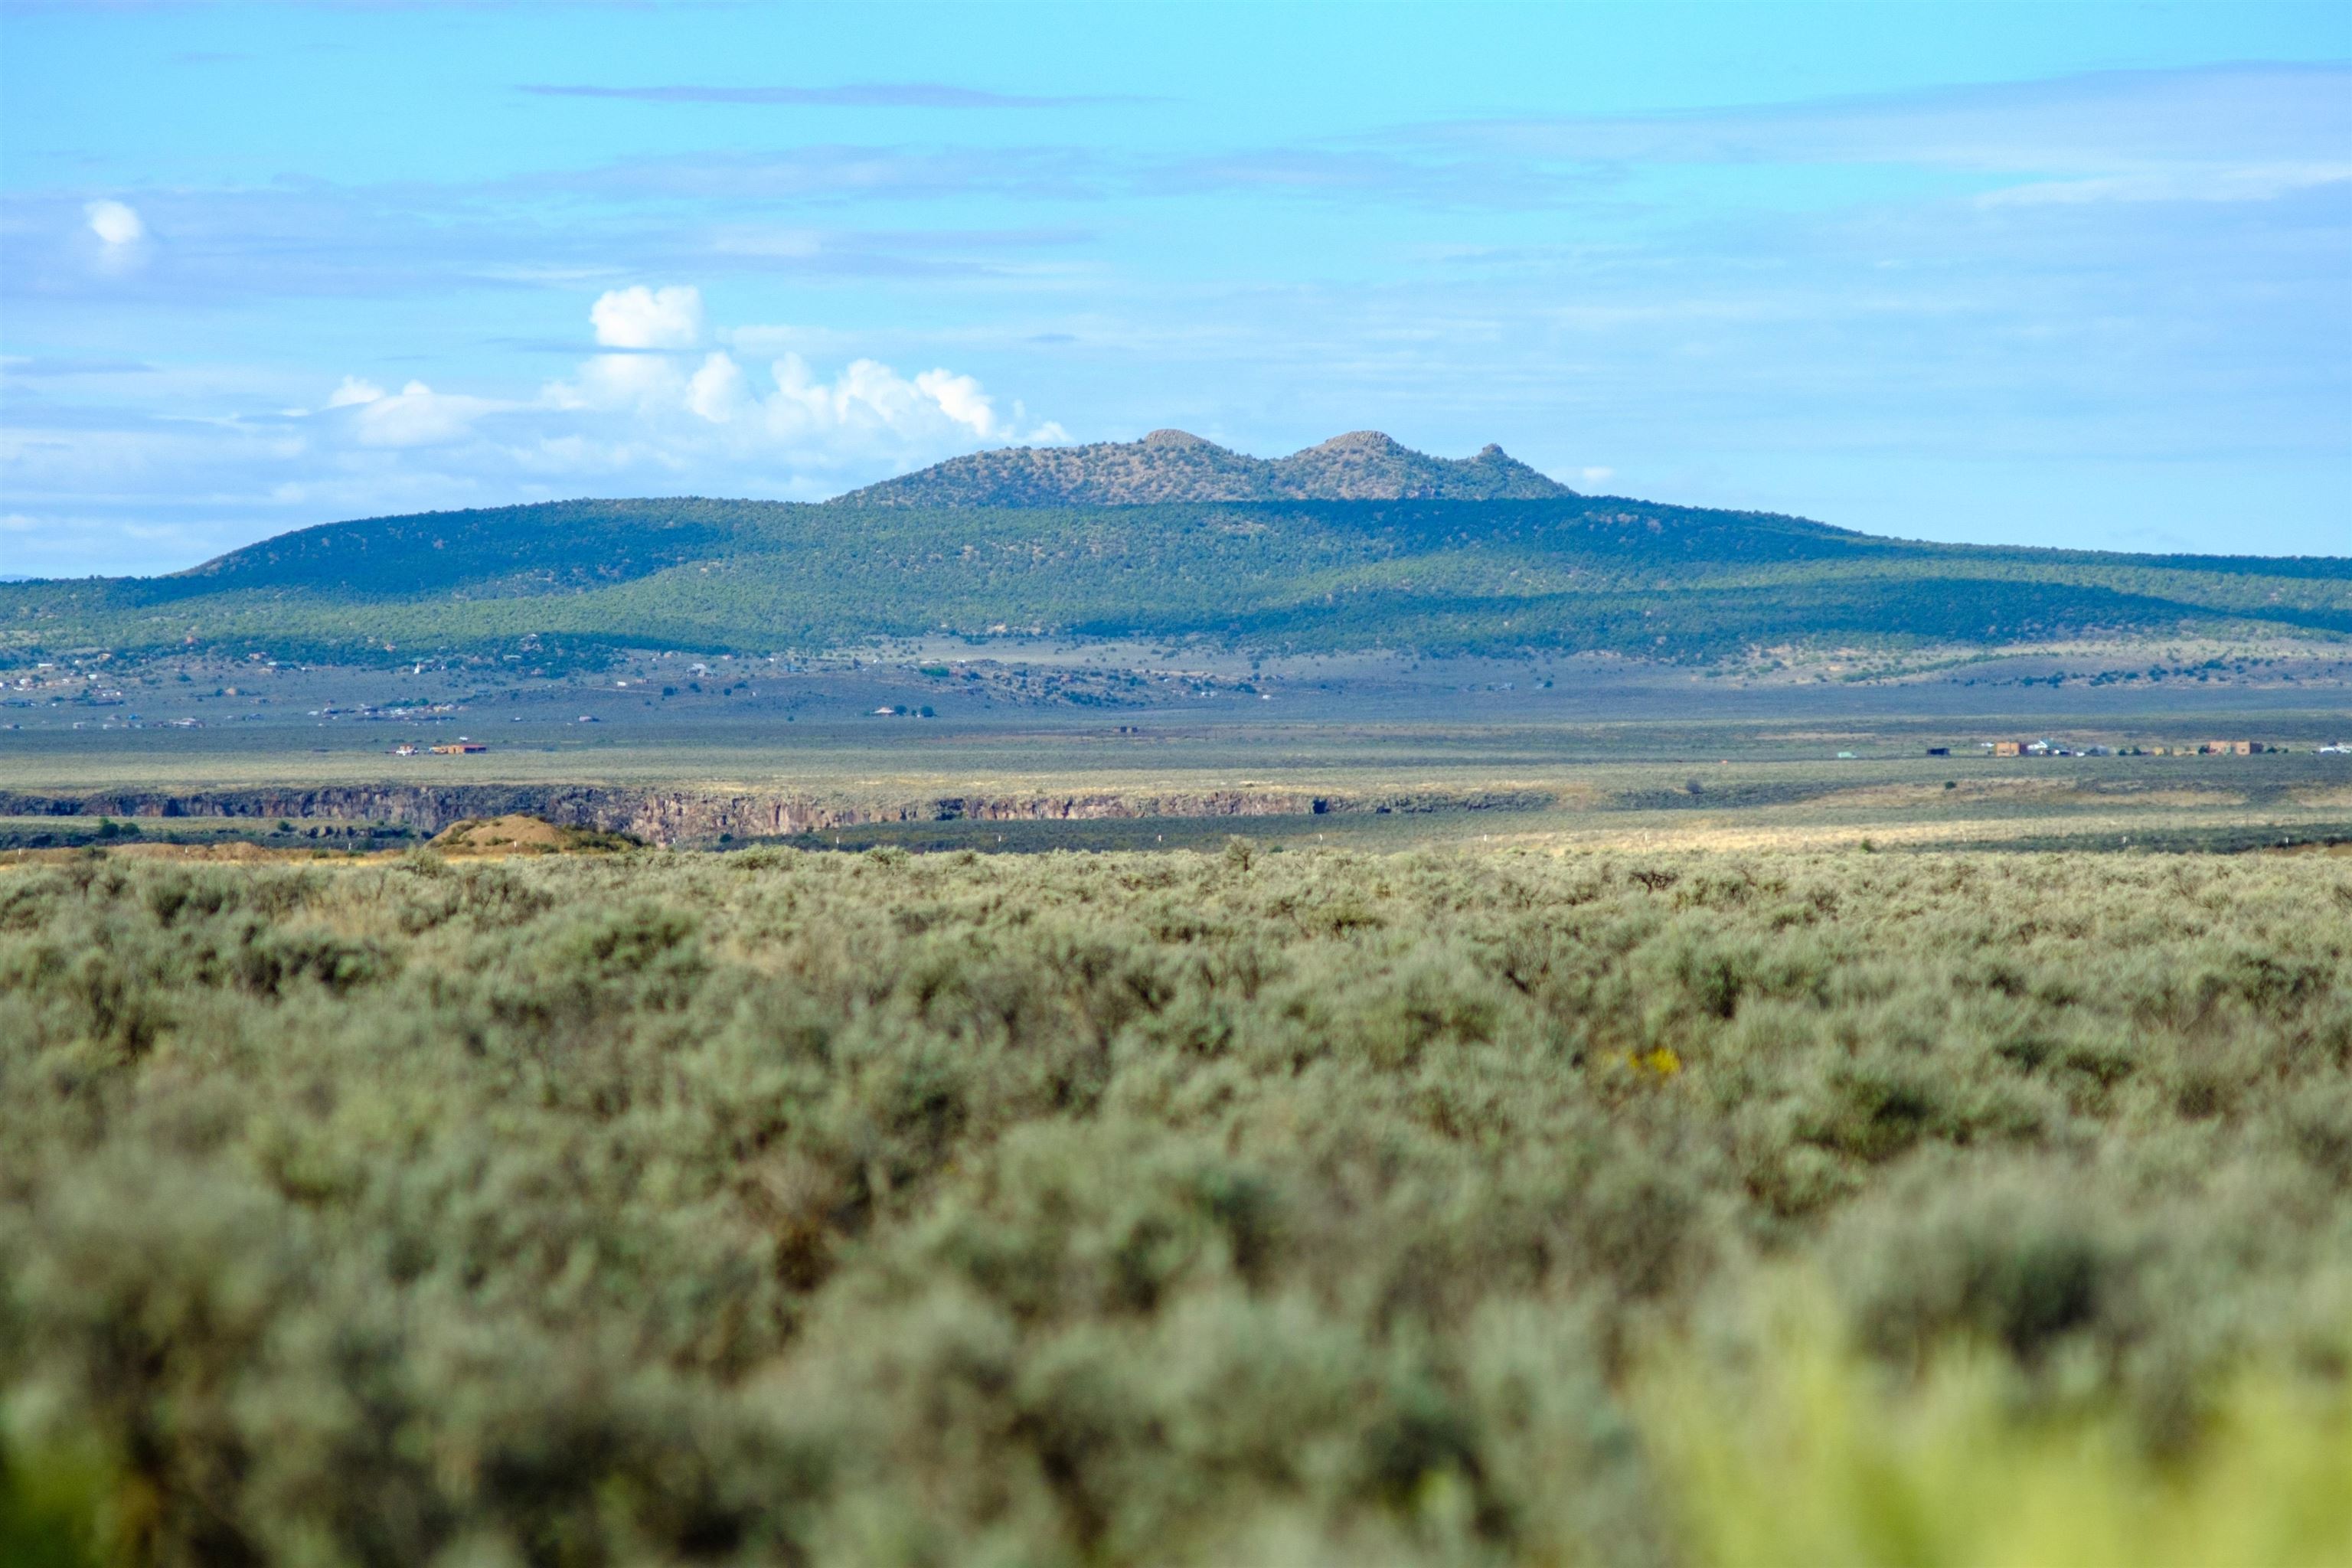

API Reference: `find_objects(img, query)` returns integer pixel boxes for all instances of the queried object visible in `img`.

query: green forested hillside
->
[6,493,2347,664]
[156,497,764,600]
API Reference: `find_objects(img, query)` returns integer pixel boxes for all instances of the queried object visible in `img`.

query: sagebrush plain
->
[4,839,2349,1565]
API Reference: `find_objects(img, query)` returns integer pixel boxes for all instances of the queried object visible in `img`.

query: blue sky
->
[2,0,2346,577]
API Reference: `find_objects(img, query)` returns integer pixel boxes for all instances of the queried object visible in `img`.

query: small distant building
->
[1993,740,2022,757]
[430,743,488,755]
[1925,746,1950,756]
[393,743,418,756]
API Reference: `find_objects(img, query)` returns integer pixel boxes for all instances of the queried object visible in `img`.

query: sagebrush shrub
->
[1,847,2347,1565]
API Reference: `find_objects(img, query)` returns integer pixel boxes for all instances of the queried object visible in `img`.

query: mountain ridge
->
[6,488,2347,670]
[829,430,1574,507]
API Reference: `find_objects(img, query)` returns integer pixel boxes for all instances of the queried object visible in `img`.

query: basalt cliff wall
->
[0,783,1553,846]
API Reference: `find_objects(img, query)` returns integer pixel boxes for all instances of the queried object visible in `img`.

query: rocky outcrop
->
[828,430,1573,507]
[0,783,1557,848]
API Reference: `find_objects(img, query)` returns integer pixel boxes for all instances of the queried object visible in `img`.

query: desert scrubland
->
[4,841,2349,1565]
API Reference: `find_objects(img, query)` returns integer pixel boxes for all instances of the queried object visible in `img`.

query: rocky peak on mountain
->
[829,430,1573,507]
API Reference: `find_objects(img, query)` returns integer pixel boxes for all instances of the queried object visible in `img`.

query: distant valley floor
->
[3,648,2346,858]
[12,635,2352,738]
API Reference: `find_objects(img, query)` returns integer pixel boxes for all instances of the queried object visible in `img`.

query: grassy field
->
[3,840,2349,1565]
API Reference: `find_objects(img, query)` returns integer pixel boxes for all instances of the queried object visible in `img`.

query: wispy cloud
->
[1395,63,2352,192]
[1979,162,2352,207]
[524,63,2352,215]
[2,356,158,377]
[1144,148,1588,210]
[546,145,1115,204]
[518,82,1132,109]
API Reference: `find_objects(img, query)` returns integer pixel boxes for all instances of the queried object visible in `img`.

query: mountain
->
[7,487,2347,669]
[829,430,1574,507]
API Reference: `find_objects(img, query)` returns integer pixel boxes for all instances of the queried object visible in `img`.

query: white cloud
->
[590,284,704,349]
[11,283,1060,570]
[786,356,1038,453]
[83,199,149,276]
[1580,466,1615,485]
[85,200,144,247]
[346,381,504,448]
[913,367,1001,439]
[659,348,1045,456]
[687,351,749,423]
[540,289,1055,468]
[544,351,686,413]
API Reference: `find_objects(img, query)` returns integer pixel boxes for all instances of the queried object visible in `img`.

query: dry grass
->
[1804,779,2246,812]
[0,842,391,869]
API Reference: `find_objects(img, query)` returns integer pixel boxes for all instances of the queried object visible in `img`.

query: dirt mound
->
[429,815,636,856]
